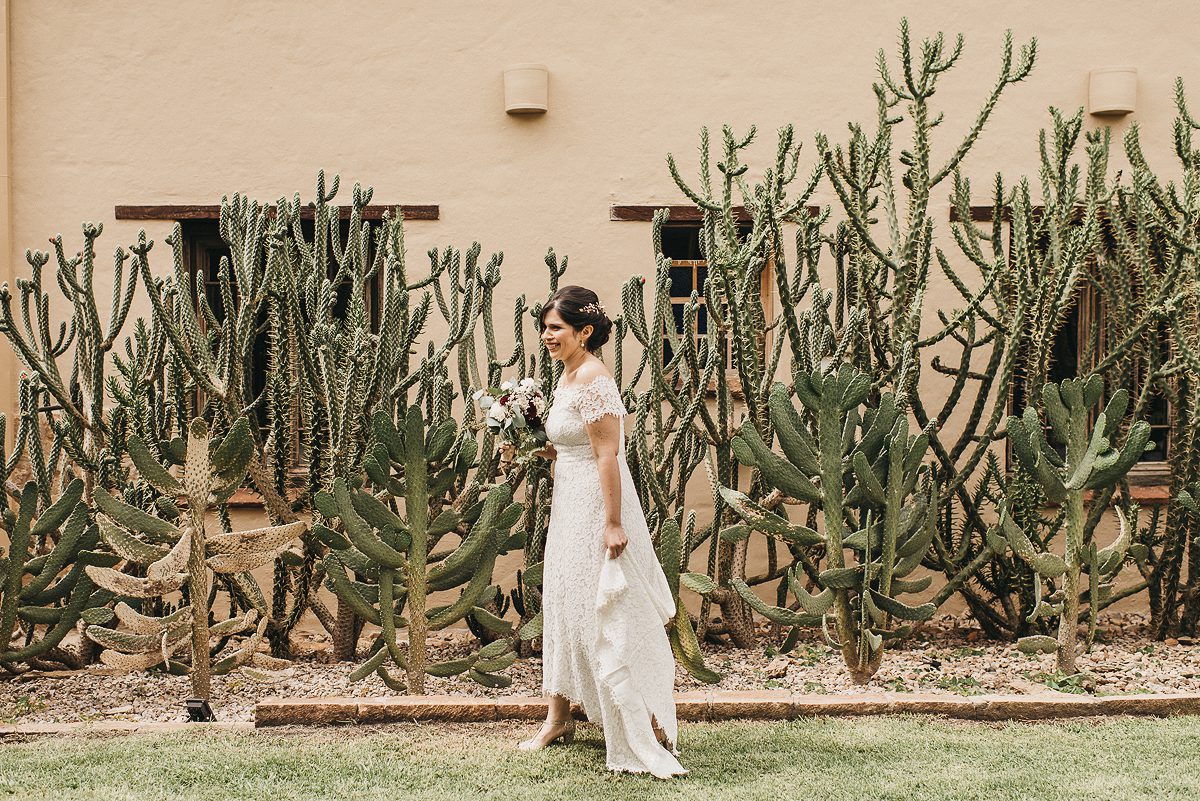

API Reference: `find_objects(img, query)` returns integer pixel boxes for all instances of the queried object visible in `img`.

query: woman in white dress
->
[514,285,687,778]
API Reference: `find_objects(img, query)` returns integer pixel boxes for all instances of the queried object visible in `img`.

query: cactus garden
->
[2,20,1200,739]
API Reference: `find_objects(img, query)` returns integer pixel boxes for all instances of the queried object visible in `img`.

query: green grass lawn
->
[0,716,1196,801]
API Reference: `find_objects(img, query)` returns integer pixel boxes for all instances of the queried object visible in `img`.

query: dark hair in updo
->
[539,285,613,351]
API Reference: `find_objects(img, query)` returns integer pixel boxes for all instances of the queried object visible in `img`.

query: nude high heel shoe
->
[518,719,576,751]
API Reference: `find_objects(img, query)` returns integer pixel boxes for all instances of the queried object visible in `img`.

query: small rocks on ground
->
[1,613,1195,725]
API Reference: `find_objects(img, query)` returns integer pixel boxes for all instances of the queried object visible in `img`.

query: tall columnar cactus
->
[718,369,949,682]
[318,406,522,693]
[0,170,553,664]
[616,122,823,653]
[1001,377,1151,673]
[479,249,565,656]
[618,22,1042,662]
[815,21,1041,641]
[0,223,143,497]
[1089,80,1200,637]
[809,21,1168,642]
[84,417,304,697]
[136,175,524,658]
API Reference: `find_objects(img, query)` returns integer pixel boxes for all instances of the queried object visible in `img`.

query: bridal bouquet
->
[474,377,549,464]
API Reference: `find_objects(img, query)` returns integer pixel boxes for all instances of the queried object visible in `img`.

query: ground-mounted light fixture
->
[504,63,548,114]
[185,698,215,722]
[1089,67,1137,116]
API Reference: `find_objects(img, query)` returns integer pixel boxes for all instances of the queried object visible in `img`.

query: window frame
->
[952,204,1172,498]
[614,205,801,396]
[174,214,391,504]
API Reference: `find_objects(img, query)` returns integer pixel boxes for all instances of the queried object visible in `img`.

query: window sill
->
[1115,484,1172,505]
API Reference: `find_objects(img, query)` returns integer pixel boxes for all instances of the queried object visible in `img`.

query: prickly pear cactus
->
[656,515,720,682]
[318,406,523,693]
[1002,376,1151,672]
[84,418,304,697]
[0,373,124,671]
[0,474,117,669]
[716,369,945,683]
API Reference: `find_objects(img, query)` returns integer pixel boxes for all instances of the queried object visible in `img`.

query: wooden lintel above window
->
[949,205,1013,223]
[114,204,439,222]
[948,205,1086,223]
[611,204,744,222]
[611,204,821,222]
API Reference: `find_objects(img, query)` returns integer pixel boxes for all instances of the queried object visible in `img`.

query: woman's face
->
[541,308,591,362]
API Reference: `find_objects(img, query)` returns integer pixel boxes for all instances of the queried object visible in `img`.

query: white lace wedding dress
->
[540,374,687,778]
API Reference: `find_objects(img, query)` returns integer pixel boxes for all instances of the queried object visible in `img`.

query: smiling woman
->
[523,285,686,778]
[538,286,613,355]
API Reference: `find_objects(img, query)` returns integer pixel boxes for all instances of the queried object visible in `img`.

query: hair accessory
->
[581,301,606,317]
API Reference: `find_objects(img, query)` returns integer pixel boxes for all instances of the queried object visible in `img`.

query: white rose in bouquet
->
[475,376,550,464]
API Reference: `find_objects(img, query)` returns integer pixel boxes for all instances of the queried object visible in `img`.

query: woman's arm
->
[585,412,627,559]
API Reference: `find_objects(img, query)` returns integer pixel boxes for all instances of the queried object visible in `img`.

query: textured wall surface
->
[6,0,1197,421]
[5,0,1188,613]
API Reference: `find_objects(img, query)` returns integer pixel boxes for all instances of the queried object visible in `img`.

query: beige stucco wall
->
[8,2,1199,424]
[3,1,1189,621]
[2,0,1195,422]
[0,0,13,418]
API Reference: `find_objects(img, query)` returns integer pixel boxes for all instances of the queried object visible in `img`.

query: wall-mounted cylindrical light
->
[504,64,548,114]
[1089,67,1137,116]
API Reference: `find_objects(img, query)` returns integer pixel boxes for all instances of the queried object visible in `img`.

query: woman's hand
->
[499,442,557,469]
[604,523,628,560]
[498,442,517,471]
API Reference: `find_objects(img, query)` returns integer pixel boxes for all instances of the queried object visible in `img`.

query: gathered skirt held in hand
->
[540,374,687,778]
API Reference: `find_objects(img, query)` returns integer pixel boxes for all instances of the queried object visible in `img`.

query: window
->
[181,218,383,468]
[183,221,270,427]
[952,205,1173,487]
[660,223,711,365]
[1008,287,1170,486]
[1008,282,1101,462]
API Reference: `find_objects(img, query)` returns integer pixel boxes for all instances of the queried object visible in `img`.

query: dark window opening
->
[182,218,383,445]
[1008,286,1168,472]
[658,222,751,366]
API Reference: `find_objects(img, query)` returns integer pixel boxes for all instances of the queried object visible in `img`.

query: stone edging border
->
[0,721,254,736]
[3,693,1195,735]
[254,690,1200,727]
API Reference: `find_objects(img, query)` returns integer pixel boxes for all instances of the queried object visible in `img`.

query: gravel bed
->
[2,613,1197,724]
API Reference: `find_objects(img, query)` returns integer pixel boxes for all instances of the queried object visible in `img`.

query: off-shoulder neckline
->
[553,373,617,395]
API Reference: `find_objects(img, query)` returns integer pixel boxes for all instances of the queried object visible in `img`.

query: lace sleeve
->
[572,375,627,424]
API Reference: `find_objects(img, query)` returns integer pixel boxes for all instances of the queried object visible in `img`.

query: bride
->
[513,285,687,778]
